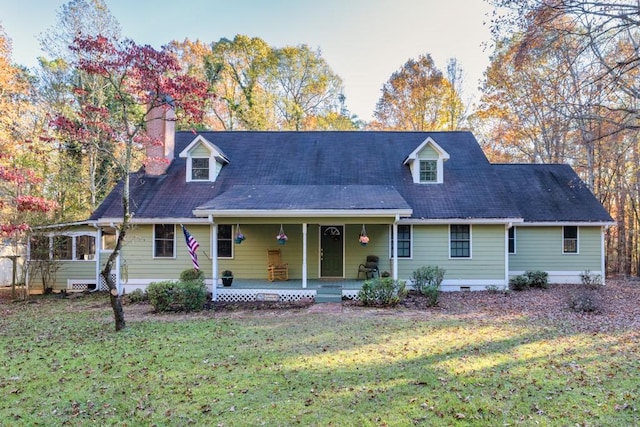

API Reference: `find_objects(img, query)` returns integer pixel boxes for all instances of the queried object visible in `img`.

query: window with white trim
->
[217,224,233,258]
[419,160,437,182]
[31,234,96,261]
[450,224,471,258]
[391,225,412,258]
[154,224,175,258]
[191,158,210,180]
[508,227,516,254]
[563,226,578,253]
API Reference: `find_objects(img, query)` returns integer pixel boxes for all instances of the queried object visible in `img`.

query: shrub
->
[147,280,177,312]
[485,284,508,294]
[410,266,445,307]
[580,270,602,289]
[177,280,208,311]
[126,288,147,304]
[358,277,407,306]
[525,270,549,289]
[180,268,205,282]
[147,279,207,313]
[509,275,530,291]
[569,292,598,313]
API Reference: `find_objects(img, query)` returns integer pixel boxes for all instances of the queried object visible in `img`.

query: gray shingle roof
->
[493,164,613,222]
[90,131,610,223]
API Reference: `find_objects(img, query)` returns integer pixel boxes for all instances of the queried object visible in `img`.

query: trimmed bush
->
[179,268,205,282]
[147,280,177,312]
[147,279,207,313]
[358,277,407,306]
[126,288,148,304]
[525,270,549,289]
[509,275,530,291]
[412,266,445,307]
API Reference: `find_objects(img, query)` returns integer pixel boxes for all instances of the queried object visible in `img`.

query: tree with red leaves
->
[55,35,209,331]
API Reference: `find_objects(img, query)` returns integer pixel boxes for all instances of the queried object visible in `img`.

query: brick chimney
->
[145,104,176,176]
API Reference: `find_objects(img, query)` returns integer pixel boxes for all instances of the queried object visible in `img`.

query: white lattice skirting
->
[67,273,116,292]
[215,289,316,303]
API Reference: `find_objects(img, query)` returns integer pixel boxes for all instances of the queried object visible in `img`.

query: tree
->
[37,0,122,218]
[0,26,57,298]
[54,35,208,331]
[271,45,345,130]
[373,54,464,131]
[206,35,275,130]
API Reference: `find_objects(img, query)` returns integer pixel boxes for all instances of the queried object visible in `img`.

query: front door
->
[320,225,344,277]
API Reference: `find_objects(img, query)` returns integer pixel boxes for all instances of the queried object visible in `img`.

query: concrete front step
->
[315,285,343,303]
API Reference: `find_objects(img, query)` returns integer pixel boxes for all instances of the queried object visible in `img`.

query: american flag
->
[181,225,200,270]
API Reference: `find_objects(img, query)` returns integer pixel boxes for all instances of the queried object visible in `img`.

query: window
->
[563,226,578,253]
[391,225,412,258]
[53,236,73,260]
[450,224,471,258]
[419,160,437,182]
[154,224,175,258]
[191,158,210,180]
[30,236,50,260]
[217,224,232,258]
[76,235,96,260]
[508,227,516,254]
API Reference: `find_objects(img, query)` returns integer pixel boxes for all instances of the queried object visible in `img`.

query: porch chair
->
[267,249,289,282]
[357,255,380,280]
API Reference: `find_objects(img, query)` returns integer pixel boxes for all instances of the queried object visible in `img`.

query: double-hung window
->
[217,224,233,258]
[419,160,437,183]
[508,227,516,254]
[191,158,210,180]
[391,225,412,258]
[154,224,175,258]
[450,224,471,258]
[563,226,578,254]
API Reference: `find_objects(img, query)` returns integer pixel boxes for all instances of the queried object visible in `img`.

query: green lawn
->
[1,293,638,426]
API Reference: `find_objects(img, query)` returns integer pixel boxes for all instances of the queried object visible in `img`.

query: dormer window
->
[179,135,229,183]
[191,158,210,180]
[419,160,437,182]
[403,137,449,184]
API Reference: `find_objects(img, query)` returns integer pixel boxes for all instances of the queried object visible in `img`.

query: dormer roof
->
[178,135,229,164]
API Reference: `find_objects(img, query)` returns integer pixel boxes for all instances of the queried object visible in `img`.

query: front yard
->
[0,281,639,426]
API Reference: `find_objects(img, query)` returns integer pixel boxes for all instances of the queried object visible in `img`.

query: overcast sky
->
[1,0,495,121]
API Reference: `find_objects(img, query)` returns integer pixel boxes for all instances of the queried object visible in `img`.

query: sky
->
[1,0,495,122]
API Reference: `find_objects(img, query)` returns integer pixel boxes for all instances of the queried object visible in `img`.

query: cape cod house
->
[28,113,614,302]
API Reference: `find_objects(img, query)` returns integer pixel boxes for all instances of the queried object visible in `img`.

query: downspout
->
[392,215,399,281]
[210,215,218,301]
[302,223,307,288]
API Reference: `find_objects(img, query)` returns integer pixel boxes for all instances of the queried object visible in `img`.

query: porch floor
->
[215,278,365,290]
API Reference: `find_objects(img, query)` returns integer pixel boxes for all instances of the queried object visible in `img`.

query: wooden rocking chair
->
[267,249,289,281]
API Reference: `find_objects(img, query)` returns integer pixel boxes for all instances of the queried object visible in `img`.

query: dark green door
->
[320,226,344,277]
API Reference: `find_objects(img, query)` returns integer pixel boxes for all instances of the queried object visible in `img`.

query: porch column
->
[210,216,218,301]
[302,223,307,288]
[392,220,398,280]
[601,225,606,286]
[505,225,510,290]
[95,227,102,291]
